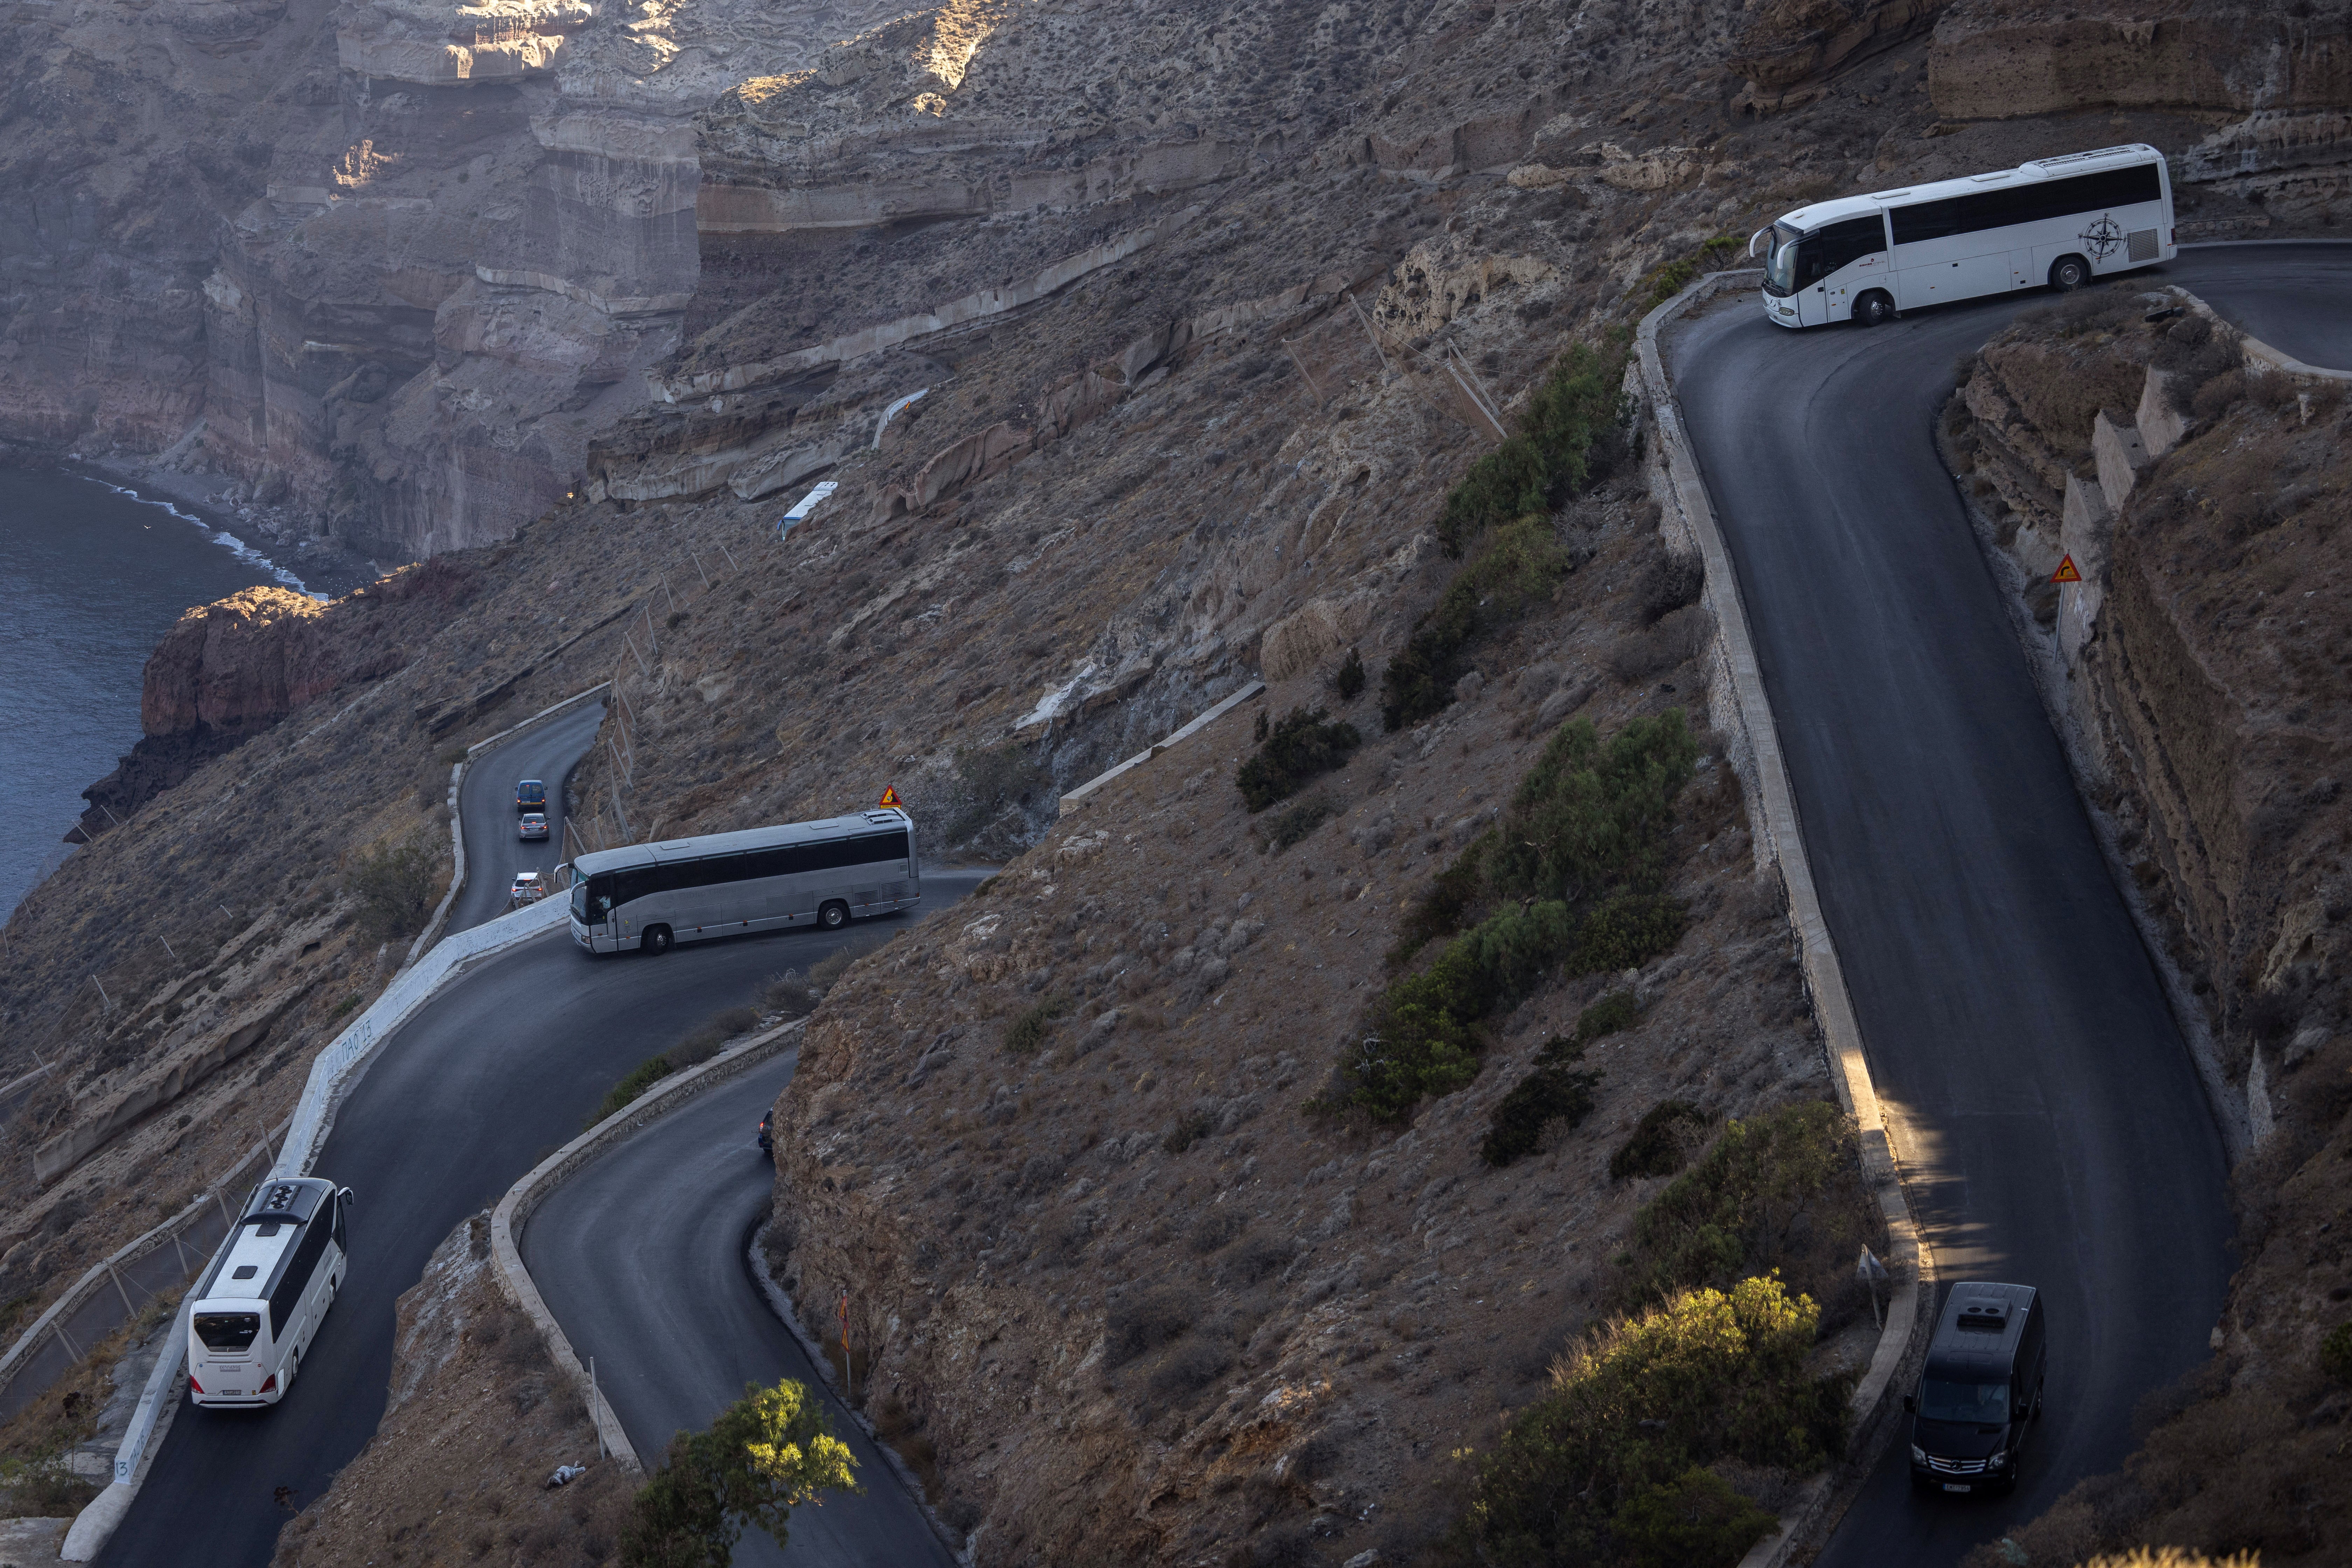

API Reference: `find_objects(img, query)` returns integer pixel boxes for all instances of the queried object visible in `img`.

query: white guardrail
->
[62,684,610,1558]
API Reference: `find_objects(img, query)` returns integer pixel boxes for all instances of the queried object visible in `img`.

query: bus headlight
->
[1910,1445,1925,1464]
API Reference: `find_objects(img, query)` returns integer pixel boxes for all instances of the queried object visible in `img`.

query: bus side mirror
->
[338,1188,355,1210]
[1902,1395,1916,1413]
[1749,227,1772,259]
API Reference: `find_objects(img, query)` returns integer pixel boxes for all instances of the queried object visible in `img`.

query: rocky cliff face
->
[1949,301,2352,1566]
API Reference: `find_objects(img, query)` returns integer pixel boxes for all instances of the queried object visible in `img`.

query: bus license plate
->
[1941,1482,1971,1493]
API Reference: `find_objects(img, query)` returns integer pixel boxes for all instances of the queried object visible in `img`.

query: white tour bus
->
[1752,144,2176,328]
[187,1177,353,1408]
[566,807,920,955]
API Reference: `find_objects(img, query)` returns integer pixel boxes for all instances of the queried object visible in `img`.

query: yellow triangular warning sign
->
[878,786,903,808]
[2051,555,2082,584]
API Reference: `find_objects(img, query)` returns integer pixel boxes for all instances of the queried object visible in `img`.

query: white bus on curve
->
[1753,144,2176,328]
[187,1177,352,1407]
[565,807,920,955]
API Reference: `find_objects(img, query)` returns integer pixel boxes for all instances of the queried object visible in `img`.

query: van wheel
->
[2050,255,2090,291]
[819,901,850,931]
[1854,290,1894,327]
[642,925,673,955]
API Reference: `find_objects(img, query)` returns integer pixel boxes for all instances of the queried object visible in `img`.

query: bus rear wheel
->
[2049,255,2090,291]
[1854,290,1894,327]
[642,924,673,955]
[819,901,850,931]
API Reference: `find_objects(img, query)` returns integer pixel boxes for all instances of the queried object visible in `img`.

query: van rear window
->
[195,1312,260,1353]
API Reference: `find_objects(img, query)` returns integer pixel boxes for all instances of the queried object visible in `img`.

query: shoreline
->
[60,451,382,601]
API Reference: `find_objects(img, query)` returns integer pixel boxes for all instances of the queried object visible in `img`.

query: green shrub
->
[589,1053,675,1129]
[1611,1466,1778,1568]
[1638,236,1742,313]
[2322,1321,2352,1382]
[1237,707,1361,811]
[1480,988,1647,1167]
[1003,995,1067,1055]
[1618,1102,1865,1309]
[1262,793,1339,853]
[1462,1275,1848,1567]
[1435,342,1630,557]
[1162,1108,1214,1154]
[1480,1050,1602,1167]
[1335,714,1698,1123]
[1576,893,1687,972]
[1381,516,1573,731]
[1487,713,1700,907]
[1611,1099,1715,1181]
[1576,990,1641,1043]
[1334,647,1366,701]
[1388,845,1492,967]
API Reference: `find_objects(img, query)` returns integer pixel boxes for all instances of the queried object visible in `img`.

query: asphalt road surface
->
[447,699,605,933]
[100,691,974,1567]
[1671,242,2348,1566]
[523,1046,958,1568]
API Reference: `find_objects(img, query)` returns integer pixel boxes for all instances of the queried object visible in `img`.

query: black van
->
[1905,1282,2047,1494]
[516,778,547,814]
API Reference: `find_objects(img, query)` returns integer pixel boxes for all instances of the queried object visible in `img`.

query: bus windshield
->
[570,880,587,922]
[195,1312,261,1353]
[1762,223,1803,296]
[1919,1377,2009,1424]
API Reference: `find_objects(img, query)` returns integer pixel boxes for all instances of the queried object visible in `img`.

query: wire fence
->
[0,1131,278,1427]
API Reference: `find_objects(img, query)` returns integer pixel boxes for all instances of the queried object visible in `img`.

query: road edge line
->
[489,1018,810,1476]
[1633,269,1930,1568]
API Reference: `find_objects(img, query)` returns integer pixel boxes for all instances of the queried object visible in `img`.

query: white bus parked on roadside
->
[1753,144,2176,328]
[187,1178,353,1408]
[565,807,920,955]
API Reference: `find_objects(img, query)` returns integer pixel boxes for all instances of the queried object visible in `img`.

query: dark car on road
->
[516,778,547,815]
[758,1112,772,1158]
[1907,1283,2047,1495]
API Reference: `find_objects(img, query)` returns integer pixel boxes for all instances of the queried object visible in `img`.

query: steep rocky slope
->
[0,0,2347,1561]
[1947,294,2351,1565]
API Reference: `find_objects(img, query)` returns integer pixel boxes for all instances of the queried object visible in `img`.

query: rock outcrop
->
[75,561,475,837]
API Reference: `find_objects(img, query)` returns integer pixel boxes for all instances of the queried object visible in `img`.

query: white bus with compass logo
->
[1751,144,2175,328]
[187,1177,353,1407]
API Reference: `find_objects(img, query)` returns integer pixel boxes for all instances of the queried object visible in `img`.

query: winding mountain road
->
[446,698,606,934]
[1669,241,2350,1565]
[522,1046,961,1567]
[99,700,969,1567]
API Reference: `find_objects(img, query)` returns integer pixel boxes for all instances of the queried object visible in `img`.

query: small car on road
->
[509,871,546,909]
[758,1111,772,1158]
[519,813,549,841]
[516,779,547,814]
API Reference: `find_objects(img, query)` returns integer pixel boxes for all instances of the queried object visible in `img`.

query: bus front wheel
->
[2050,255,2090,291]
[1854,290,1894,327]
[819,901,850,931]
[642,924,674,955]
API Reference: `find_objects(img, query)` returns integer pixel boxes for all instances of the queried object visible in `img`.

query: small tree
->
[620,1378,859,1567]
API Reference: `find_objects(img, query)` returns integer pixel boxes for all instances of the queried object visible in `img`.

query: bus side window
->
[1810,217,1887,284]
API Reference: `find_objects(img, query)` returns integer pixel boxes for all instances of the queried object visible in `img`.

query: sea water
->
[0,468,351,917]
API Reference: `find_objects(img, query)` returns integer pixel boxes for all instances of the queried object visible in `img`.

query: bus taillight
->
[260,1374,278,1394]
[188,1375,203,1394]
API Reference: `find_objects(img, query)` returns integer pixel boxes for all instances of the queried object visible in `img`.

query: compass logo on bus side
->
[2079,214,2124,259]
